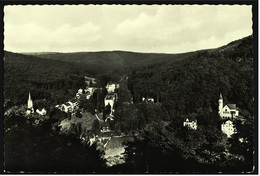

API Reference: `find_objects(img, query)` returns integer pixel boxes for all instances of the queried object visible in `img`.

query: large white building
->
[218,93,239,119]
[104,94,117,115]
[221,120,236,138]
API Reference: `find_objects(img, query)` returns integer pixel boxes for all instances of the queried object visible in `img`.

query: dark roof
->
[70,99,77,103]
[227,104,236,110]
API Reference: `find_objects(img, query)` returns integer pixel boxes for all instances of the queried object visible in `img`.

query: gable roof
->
[226,104,236,110]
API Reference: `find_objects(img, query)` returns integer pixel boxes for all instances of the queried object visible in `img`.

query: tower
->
[218,93,223,115]
[28,92,33,109]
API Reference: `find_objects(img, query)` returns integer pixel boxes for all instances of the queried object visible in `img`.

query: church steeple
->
[28,92,32,101]
[27,91,33,109]
[218,93,223,116]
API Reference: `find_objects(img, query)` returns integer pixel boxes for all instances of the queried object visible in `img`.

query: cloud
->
[114,5,252,53]
[4,21,101,52]
[4,5,252,53]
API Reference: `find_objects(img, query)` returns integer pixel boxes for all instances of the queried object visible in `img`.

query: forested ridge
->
[27,50,195,72]
[129,35,253,117]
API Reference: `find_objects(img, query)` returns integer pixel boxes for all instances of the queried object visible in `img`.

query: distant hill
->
[22,36,253,73]
[24,50,196,72]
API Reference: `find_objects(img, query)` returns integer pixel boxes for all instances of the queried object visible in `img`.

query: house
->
[59,99,78,113]
[183,118,197,130]
[221,120,236,138]
[106,82,119,93]
[76,89,84,99]
[26,92,34,115]
[218,93,239,119]
[36,108,47,115]
[84,87,96,99]
[68,99,79,111]
[142,97,154,103]
[84,76,97,86]
[104,94,116,114]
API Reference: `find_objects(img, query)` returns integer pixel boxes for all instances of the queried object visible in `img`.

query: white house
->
[218,93,239,119]
[36,108,47,115]
[59,99,78,113]
[221,120,236,138]
[84,87,96,99]
[142,97,154,103]
[104,94,116,114]
[183,118,197,130]
[105,94,115,107]
[106,82,119,93]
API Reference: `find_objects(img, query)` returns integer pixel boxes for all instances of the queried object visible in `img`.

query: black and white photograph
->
[3,3,257,173]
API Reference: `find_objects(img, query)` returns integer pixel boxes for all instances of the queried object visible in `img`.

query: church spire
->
[219,93,223,99]
[28,91,32,101]
[27,91,33,109]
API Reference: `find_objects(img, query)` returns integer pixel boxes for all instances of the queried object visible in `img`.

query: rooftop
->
[227,104,236,110]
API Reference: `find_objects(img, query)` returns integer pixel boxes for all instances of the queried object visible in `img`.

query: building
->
[36,108,47,116]
[58,99,79,113]
[104,94,116,114]
[106,82,119,93]
[218,93,239,119]
[76,89,83,99]
[221,120,236,138]
[84,87,96,99]
[142,97,154,103]
[183,118,197,130]
[84,76,97,86]
[26,92,34,114]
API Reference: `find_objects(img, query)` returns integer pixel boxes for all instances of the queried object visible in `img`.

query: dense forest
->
[4,35,255,173]
[4,51,123,107]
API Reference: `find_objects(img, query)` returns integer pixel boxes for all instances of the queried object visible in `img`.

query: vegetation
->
[4,115,106,173]
[4,35,255,173]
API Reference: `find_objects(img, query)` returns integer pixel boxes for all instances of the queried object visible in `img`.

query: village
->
[9,73,246,167]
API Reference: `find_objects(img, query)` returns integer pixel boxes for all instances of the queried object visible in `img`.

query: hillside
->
[4,51,87,106]
[24,50,196,72]
[128,35,254,117]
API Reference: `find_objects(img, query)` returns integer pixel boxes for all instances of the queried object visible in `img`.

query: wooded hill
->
[23,50,196,72]
[128,35,254,118]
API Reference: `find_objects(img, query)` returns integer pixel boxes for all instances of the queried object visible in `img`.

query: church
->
[218,93,239,119]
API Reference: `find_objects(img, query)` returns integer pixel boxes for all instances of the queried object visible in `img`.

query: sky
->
[4,5,252,54]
